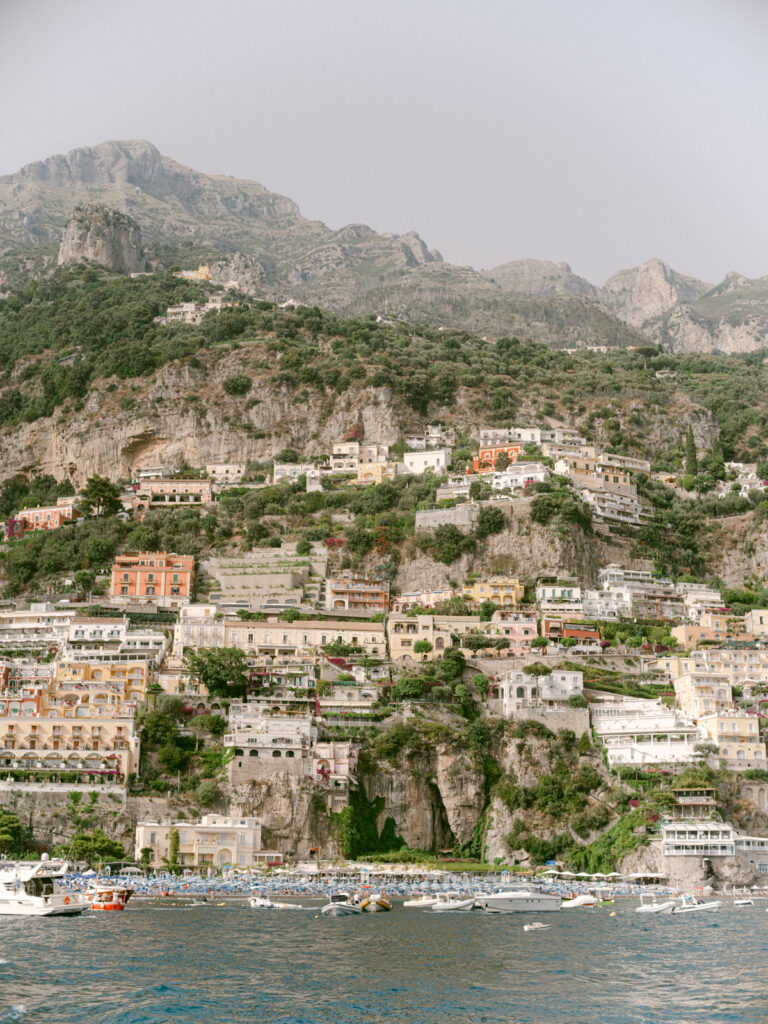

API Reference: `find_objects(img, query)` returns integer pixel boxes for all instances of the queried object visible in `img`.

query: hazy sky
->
[2,0,768,283]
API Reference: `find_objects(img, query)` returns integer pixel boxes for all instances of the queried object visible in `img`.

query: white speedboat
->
[635,894,676,915]
[321,892,363,917]
[672,895,722,914]
[479,890,561,914]
[0,856,88,917]
[359,892,391,913]
[523,921,551,931]
[403,894,440,908]
[734,898,754,907]
[561,894,598,909]
[429,892,476,913]
[249,895,304,910]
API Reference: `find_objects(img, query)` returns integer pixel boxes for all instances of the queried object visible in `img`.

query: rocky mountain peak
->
[57,204,148,274]
[481,258,597,297]
[601,258,712,328]
[5,139,165,190]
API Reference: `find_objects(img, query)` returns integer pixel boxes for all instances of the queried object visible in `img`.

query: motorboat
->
[560,894,598,909]
[0,856,88,917]
[635,894,676,915]
[429,892,476,913]
[249,895,305,910]
[478,890,561,914]
[85,884,134,911]
[359,892,391,912]
[671,895,722,914]
[403,894,440,908]
[734,898,754,907]
[523,921,551,931]
[321,892,363,917]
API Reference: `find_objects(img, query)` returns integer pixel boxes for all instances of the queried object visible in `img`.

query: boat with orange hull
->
[86,885,134,911]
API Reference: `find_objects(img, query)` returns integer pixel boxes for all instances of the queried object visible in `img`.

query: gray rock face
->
[57,204,147,274]
[601,258,711,328]
[483,258,597,297]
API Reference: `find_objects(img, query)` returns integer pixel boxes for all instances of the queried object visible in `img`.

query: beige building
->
[135,814,282,870]
[699,711,766,766]
[744,609,768,637]
[356,461,397,485]
[387,614,482,660]
[174,609,385,658]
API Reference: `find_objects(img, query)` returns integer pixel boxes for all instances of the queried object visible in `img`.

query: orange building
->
[469,444,523,474]
[14,501,79,533]
[111,552,195,608]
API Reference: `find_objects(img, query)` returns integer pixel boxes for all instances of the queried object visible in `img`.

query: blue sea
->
[1,901,766,1023]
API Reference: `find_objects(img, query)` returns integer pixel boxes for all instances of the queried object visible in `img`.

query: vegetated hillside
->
[0,265,767,485]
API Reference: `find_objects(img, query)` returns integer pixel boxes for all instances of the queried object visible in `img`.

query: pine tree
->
[709,436,725,481]
[685,427,698,478]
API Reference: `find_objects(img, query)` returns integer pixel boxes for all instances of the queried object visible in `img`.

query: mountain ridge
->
[1,139,767,352]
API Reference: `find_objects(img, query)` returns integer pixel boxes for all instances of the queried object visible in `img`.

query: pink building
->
[14,502,79,534]
[131,479,213,515]
[491,611,539,656]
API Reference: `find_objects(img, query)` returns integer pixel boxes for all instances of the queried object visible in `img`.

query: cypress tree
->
[710,436,725,481]
[685,427,698,478]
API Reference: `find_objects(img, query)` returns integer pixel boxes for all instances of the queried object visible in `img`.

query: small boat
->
[671,895,722,914]
[249,895,304,910]
[321,892,363,917]
[734,898,754,907]
[86,885,134,912]
[359,892,391,913]
[523,921,550,931]
[635,894,676,915]
[479,890,561,914]
[561,894,598,909]
[403,894,440,908]
[0,856,88,917]
[429,892,476,913]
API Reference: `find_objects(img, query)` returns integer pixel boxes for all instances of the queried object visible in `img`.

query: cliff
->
[57,204,148,274]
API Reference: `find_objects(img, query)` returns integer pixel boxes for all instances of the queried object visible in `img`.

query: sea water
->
[1,901,766,1023]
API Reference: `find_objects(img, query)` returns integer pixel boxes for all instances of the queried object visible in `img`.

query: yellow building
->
[699,711,766,765]
[462,577,524,608]
[356,461,397,486]
[671,619,753,648]
[674,671,733,720]
[387,614,485,660]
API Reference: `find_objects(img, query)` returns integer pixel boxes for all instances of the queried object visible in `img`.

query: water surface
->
[1,901,766,1023]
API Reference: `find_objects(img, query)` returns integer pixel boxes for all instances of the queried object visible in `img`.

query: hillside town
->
[2,423,768,880]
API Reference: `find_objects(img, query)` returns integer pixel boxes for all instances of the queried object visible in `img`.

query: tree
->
[158,744,191,773]
[391,676,426,700]
[530,637,549,649]
[79,475,122,516]
[461,634,495,652]
[471,673,490,699]
[184,647,249,698]
[685,426,698,479]
[57,828,125,866]
[479,599,496,621]
[166,826,180,870]
[0,807,26,855]
[709,437,725,481]
[222,374,252,395]
[140,846,153,872]
[413,639,433,655]
[469,480,483,500]
[475,505,505,540]
[495,451,510,472]
[140,710,179,746]
[195,779,221,807]
[155,694,186,720]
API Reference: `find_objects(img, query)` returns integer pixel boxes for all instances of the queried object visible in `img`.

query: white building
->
[495,669,583,717]
[206,463,246,484]
[402,449,450,475]
[536,580,583,616]
[273,463,315,484]
[490,462,551,491]
[590,696,703,766]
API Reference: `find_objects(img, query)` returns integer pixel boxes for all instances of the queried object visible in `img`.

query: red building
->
[111,552,195,608]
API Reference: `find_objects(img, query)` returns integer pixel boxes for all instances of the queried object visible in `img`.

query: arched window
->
[249,750,259,757]
[285,750,295,758]
[272,750,282,758]
[516,686,525,698]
